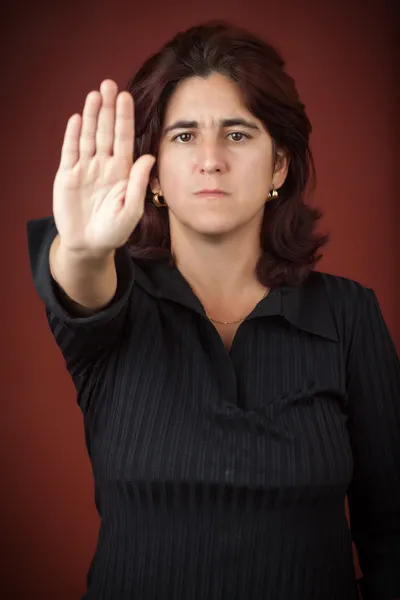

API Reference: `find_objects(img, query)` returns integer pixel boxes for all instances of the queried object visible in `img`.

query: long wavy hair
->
[126,20,328,288]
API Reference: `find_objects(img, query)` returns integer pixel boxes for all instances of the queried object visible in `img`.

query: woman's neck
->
[170,223,265,303]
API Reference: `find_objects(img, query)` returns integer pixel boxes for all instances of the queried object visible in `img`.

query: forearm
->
[49,234,117,315]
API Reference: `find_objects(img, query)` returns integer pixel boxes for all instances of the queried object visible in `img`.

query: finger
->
[114,91,134,159]
[125,154,156,213]
[96,79,118,156]
[79,90,102,159]
[60,114,82,169]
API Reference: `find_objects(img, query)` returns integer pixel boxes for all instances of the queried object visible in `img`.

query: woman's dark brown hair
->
[126,20,328,288]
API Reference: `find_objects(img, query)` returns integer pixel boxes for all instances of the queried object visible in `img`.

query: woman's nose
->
[196,142,228,174]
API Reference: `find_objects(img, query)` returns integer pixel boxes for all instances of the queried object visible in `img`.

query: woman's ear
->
[150,177,161,194]
[273,149,290,189]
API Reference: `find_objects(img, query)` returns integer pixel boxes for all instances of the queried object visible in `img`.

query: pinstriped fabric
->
[26,217,400,600]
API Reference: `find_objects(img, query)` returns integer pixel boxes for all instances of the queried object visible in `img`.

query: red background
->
[2,0,398,598]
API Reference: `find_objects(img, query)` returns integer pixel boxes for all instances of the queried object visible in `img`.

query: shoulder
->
[307,271,378,345]
[309,270,375,307]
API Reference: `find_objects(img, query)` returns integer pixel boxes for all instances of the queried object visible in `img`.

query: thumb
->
[125,154,156,212]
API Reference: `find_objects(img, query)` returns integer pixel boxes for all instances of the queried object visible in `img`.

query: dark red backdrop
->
[2,1,397,598]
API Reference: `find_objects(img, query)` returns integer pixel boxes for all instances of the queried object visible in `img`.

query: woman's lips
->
[195,190,229,196]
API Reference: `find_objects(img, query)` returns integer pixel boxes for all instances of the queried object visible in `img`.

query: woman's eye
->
[174,133,193,143]
[172,131,250,143]
[228,132,249,141]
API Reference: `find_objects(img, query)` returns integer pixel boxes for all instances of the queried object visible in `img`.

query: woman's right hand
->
[53,79,156,259]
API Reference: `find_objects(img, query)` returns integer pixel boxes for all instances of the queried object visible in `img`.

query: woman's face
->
[152,72,288,238]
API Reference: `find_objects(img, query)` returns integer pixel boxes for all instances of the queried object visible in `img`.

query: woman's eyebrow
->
[162,118,261,136]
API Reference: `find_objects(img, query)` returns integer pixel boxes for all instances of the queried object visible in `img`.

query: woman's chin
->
[186,217,242,238]
[168,209,250,238]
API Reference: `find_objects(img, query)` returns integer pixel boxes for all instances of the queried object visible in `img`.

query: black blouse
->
[27,216,400,600]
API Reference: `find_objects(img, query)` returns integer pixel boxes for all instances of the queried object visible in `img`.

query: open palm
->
[53,79,155,256]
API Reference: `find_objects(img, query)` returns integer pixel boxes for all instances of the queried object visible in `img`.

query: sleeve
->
[345,287,400,600]
[26,216,135,379]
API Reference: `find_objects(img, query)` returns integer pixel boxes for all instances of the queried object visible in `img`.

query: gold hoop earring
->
[153,192,167,208]
[267,184,279,200]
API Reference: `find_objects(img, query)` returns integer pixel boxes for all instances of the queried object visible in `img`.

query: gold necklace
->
[205,289,269,325]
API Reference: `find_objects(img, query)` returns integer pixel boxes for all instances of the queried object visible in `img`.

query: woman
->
[26,20,400,600]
